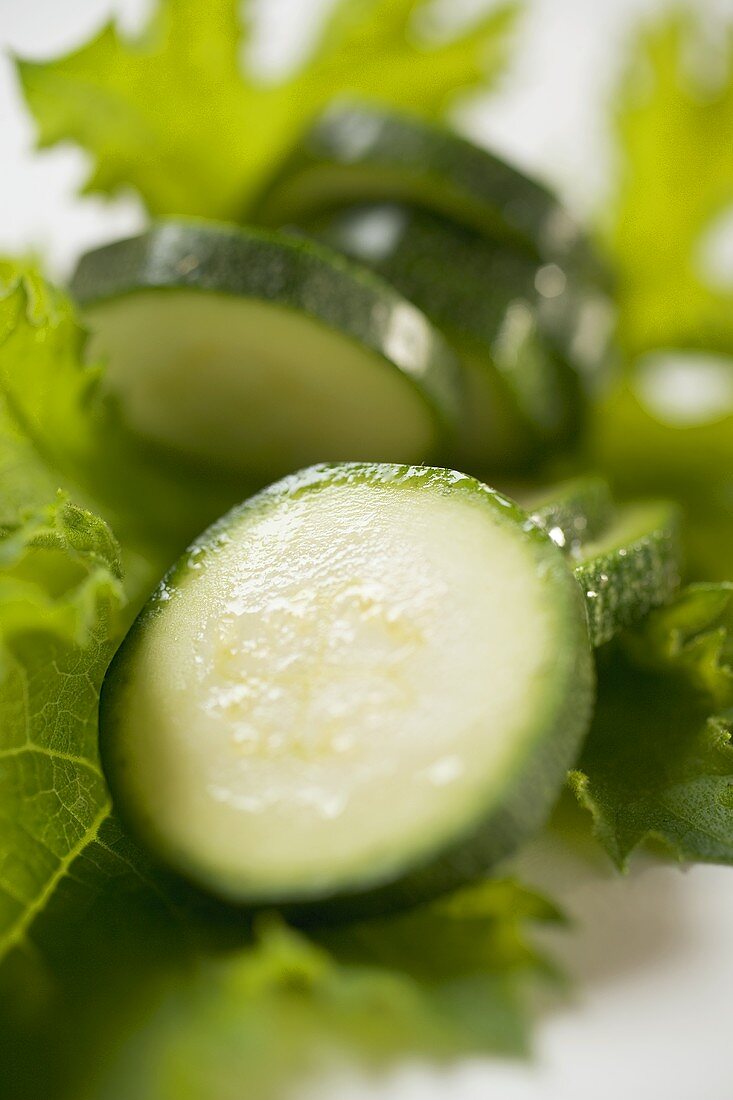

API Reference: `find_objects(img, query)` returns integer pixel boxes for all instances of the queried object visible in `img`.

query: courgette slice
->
[71,222,461,480]
[254,103,600,277]
[522,476,615,553]
[100,463,593,915]
[573,502,682,646]
[295,203,593,469]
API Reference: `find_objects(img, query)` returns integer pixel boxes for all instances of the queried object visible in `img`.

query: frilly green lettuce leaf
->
[0,263,99,529]
[0,496,125,960]
[0,874,562,1098]
[73,879,561,1100]
[16,0,518,221]
[595,11,733,583]
[610,14,733,359]
[570,584,733,867]
[0,261,247,594]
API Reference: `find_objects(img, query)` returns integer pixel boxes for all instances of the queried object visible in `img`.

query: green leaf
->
[16,0,518,220]
[0,874,561,1098]
[0,263,187,968]
[598,11,733,583]
[67,879,561,1100]
[317,877,564,1056]
[570,584,733,867]
[0,261,247,592]
[0,260,249,966]
[0,496,125,961]
[610,13,733,358]
[0,263,100,529]
[0,810,235,1100]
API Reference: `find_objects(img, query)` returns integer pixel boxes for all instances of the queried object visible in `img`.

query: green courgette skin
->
[574,503,683,647]
[521,486,682,647]
[253,103,603,280]
[100,464,594,922]
[71,220,463,442]
[295,203,588,466]
[523,476,615,553]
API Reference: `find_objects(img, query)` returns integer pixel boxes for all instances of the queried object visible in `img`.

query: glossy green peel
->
[573,502,682,646]
[296,203,601,469]
[255,103,598,277]
[522,477,615,555]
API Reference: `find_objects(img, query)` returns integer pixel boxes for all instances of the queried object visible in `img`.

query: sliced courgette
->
[573,502,682,646]
[295,203,589,469]
[100,463,593,915]
[71,222,461,480]
[254,103,600,277]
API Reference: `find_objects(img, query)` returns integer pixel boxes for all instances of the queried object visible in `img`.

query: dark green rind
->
[297,202,607,384]
[70,220,462,447]
[293,203,597,469]
[100,463,594,920]
[522,476,615,555]
[574,502,683,647]
[253,103,603,280]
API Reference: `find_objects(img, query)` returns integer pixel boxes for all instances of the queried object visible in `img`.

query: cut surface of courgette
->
[296,203,588,469]
[255,103,598,275]
[71,222,460,479]
[100,464,593,913]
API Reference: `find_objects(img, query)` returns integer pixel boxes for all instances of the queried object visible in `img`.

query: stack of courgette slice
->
[73,103,613,480]
[70,104,681,917]
[255,102,614,470]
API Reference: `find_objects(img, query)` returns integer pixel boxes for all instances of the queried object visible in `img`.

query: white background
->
[1,1,733,1097]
